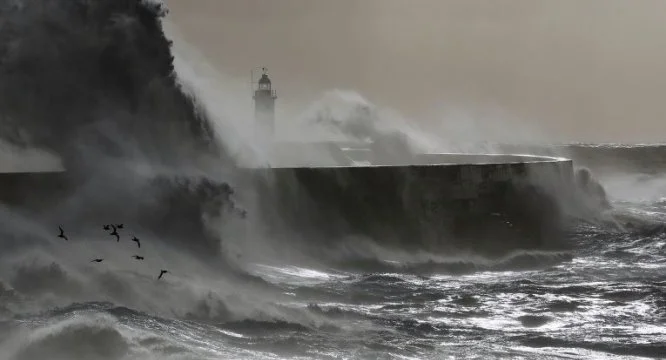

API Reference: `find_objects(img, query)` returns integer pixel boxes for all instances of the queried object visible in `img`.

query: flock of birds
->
[57,224,169,280]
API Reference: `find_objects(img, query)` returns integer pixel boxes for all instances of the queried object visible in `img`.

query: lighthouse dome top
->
[258,73,272,90]
[258,73,271,84]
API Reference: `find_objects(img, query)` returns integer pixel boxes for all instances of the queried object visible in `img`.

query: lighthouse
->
[253,67,277,140]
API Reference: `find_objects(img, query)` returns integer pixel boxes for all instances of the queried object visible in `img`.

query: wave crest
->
[4,313,129,360]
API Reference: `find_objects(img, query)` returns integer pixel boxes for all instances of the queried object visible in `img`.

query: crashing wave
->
[0,0,219,169]
[0,0,243,256]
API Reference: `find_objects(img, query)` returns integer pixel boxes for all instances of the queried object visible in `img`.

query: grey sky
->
[165,0,666,143]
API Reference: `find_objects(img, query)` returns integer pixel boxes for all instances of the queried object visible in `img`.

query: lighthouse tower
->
[253,67,277,139]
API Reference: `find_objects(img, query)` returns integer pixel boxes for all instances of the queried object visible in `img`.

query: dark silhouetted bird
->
[132,255,144,260]
[90,259,103,263]
[58,226,68,241]
[158,270,168,280]
[116,224,124,229]
[103,225,110,231]
[131,236,140,248]
[109,226,120,242]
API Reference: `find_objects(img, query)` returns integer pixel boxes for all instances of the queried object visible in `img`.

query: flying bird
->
[58,226,68,241]
[131,236,140,248]
[103,224,110,231]
[90,259,104,263]
[157,270,168,280]
[132,255,144,260]
[115,224,124,229]
[109,226,120,242]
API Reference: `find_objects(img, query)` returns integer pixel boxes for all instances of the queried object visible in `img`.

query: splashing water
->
[0,1,664,359]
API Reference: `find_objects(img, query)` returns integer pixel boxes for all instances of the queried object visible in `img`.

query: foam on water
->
[0,1,664,359]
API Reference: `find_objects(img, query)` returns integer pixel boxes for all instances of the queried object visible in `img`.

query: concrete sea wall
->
[253,153,576,256]
[499,143,666,175]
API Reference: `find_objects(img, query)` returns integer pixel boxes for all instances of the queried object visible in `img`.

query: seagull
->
[58,226,68,241]
[157,270,168,280]
[131,236,140,248]
[132,255,144,260]
[90,259,104,263]
[109,225,120,242]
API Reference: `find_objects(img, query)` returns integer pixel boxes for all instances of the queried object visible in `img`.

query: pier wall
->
[498,143,666,175]
[253,154,576,256]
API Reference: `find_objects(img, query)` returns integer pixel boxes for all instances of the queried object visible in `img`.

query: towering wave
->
[0,2,268,340]
[0,0,244,257]
[0,0,220,169]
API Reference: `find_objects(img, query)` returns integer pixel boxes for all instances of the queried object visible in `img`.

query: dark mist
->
[0,0,219,170]
[0,0,241,257]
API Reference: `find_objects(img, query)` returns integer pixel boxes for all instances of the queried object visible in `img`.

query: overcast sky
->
[165,0,666,143]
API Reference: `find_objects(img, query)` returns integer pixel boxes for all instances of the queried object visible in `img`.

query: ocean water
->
[0,196,664,360]
[0,1,665,359]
